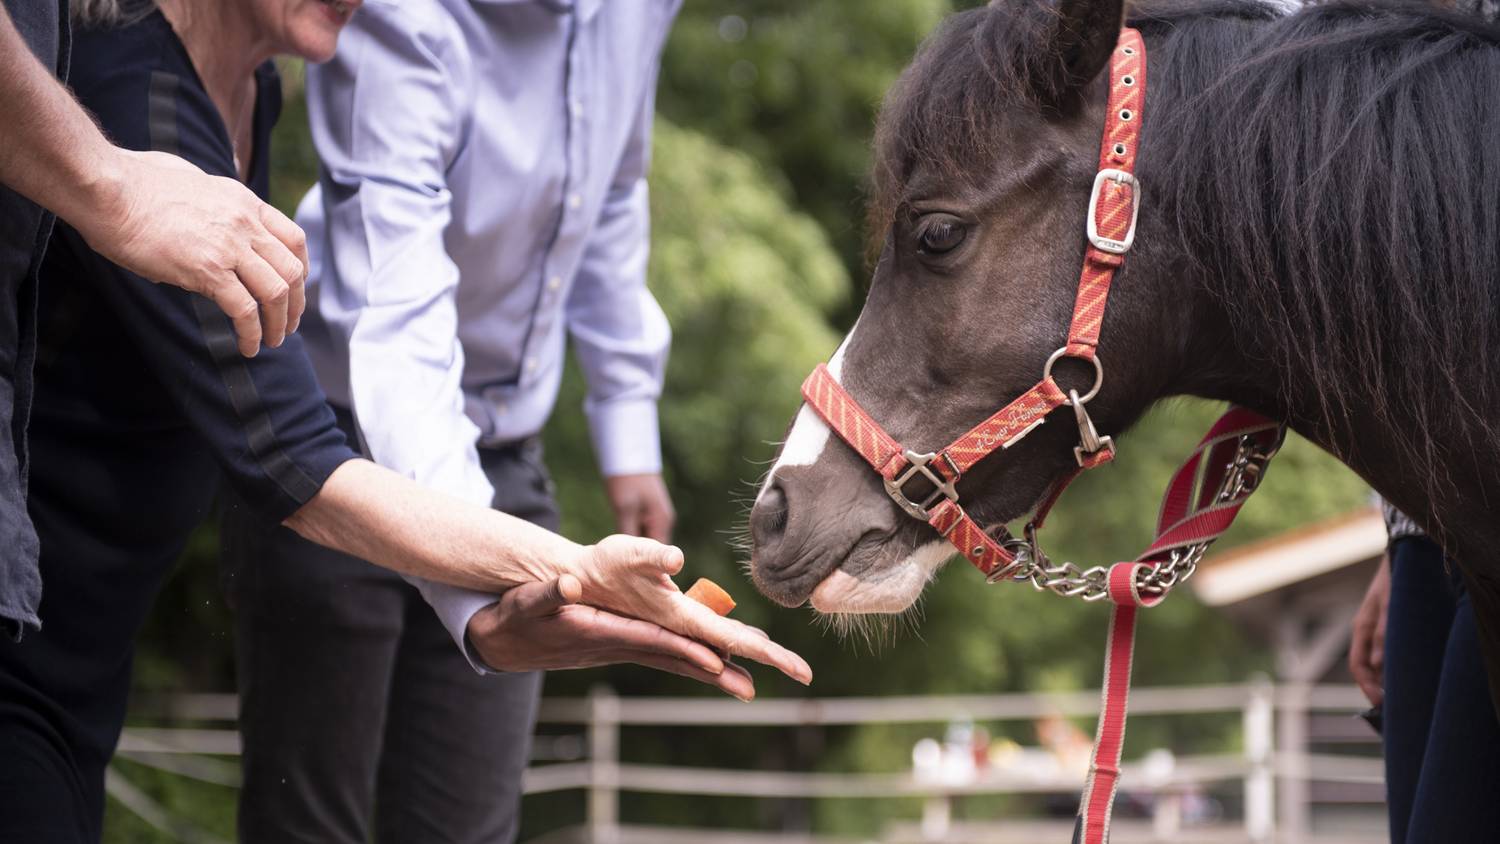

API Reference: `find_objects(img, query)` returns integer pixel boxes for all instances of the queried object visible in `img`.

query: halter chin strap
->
[797,28,1286,844]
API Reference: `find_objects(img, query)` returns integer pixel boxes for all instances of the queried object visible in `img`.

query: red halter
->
[797,28,1284,843]
[802,28,1151,581]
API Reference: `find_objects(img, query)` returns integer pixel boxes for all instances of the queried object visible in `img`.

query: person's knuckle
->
[230,297,260,322]
[264,281,290,306]
[209,245,239,275]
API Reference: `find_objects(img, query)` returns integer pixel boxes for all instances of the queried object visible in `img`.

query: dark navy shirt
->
[28,11,356,597]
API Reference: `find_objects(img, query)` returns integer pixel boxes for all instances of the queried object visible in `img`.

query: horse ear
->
[1015,0,1126,106]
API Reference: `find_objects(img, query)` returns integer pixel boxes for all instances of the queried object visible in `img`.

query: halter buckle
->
[988,522,1043,583]
[1086,169,1141,255]
[1070,389,1116,466]
[883,449,961,520]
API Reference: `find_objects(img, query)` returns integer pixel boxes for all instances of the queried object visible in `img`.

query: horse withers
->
[748,0,1500,714]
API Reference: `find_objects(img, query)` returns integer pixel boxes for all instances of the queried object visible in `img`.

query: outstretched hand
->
[467,574,757,700]
[573,534,813,687]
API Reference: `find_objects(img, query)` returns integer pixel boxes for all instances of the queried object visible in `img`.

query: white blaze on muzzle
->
[760,324,858,490]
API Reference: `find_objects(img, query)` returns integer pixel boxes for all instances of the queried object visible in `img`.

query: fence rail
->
[114,680,1383,844]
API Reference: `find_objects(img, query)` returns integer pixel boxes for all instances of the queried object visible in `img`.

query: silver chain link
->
[989,431,1283,603]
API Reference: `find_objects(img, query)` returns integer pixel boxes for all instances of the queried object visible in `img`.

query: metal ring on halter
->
[1043,347,1104,405]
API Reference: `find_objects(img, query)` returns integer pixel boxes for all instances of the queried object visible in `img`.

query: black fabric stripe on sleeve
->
[147,67,322,507]
[147,70,180,156]
[189,296,322,505]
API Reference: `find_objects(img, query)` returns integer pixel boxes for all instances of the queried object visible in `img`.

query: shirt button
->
[496,403,509,415]
[525,357,539,373]
[567,193,583,210]
[570,100,583,118]
[547,275,563,291]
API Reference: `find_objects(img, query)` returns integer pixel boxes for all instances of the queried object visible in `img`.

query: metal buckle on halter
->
[988,522,1041,583]
[1070,389,1116,466]
[883,449,961,520]
[1085,169,1141,255]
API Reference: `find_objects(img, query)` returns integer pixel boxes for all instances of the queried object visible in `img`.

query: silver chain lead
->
[991,432,1282,603]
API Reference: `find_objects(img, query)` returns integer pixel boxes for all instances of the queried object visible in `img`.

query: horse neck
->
[1128,6,1500,550]
[1134,240,1500,554]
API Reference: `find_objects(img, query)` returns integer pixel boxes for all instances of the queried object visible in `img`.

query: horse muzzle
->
[748,463,904,608]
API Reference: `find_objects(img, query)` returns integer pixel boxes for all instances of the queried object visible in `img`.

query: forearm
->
[284,458,580,592]
[0,8,121,226]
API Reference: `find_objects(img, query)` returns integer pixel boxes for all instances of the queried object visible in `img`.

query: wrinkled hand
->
[76,149,308,357]
[1349,556,1391,707]
[604,473,675,542]
[468,574,757,700]
[574,534,812,686]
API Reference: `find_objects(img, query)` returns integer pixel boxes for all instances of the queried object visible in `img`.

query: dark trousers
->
[222,435,558,844]
[0,402,219,844]
[1383,536,1500,844]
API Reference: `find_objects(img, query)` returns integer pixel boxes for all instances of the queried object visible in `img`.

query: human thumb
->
[517,574,583,617]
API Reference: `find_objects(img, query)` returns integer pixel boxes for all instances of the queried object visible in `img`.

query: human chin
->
[295,0,356,61]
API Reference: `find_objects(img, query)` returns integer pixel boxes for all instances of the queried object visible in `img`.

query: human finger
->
[511,574,583,618]
[1357,675,1382,708]
[234,250,289,350]
[606,533,684,577]
[614,504,644,538]
[583,608,725,676]
[206,271,263,357]
[621,650,756,702]
[251,227,305,337]
[674,598,811,685]
[1348,617,1379,706]
[643,497,674,543]
[257,203,309,332]
[1371,605,1386,673]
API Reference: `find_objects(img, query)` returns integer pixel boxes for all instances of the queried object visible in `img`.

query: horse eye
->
[915,215,967,255]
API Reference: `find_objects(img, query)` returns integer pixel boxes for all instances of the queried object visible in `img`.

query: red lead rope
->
[797,28,1287,844]
[1075,409,1282,844]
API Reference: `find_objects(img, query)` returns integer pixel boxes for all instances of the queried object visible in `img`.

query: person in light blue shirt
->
[221,1,684,840]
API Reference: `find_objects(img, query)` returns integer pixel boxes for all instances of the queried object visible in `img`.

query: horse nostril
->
[750,480,790,550]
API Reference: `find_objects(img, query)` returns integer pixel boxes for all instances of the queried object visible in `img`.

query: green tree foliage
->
[658,1,955,288]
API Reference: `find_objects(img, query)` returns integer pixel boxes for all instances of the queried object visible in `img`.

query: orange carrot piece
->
[684,577,736,616]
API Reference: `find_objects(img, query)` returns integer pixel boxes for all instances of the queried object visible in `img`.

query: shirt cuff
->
[405,576,503,674]
[1379,498,1426,543]
[587,397,662,477]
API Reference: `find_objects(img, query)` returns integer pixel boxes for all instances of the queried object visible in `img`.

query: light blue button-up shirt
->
[296,0,680,666]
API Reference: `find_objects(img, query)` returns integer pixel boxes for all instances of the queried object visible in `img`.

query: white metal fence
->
[113,680,1385,844]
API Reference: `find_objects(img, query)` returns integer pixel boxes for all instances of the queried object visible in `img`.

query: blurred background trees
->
[107,2,1370,840]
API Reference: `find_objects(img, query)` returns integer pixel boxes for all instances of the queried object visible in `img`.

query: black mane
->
[873,0,1500,513]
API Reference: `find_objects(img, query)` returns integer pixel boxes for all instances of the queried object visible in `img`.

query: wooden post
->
[587,686,620,844]
[1244,675,1275,842]
[1277,683,1311,844]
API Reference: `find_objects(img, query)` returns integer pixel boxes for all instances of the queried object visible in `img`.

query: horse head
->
[748,0,1221,616]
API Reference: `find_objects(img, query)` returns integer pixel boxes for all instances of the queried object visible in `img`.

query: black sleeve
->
[53,37,357,521]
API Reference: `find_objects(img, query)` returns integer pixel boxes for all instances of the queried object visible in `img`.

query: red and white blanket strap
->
[1075,408,1282,844]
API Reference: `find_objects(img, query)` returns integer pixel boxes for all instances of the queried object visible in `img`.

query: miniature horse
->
[748,0,1500,713]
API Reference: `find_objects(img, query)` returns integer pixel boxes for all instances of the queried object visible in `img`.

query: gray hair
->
[71,0,154,27]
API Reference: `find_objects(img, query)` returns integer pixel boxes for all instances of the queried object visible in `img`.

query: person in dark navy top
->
[0,0,320,650]
[0,3,811,840]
